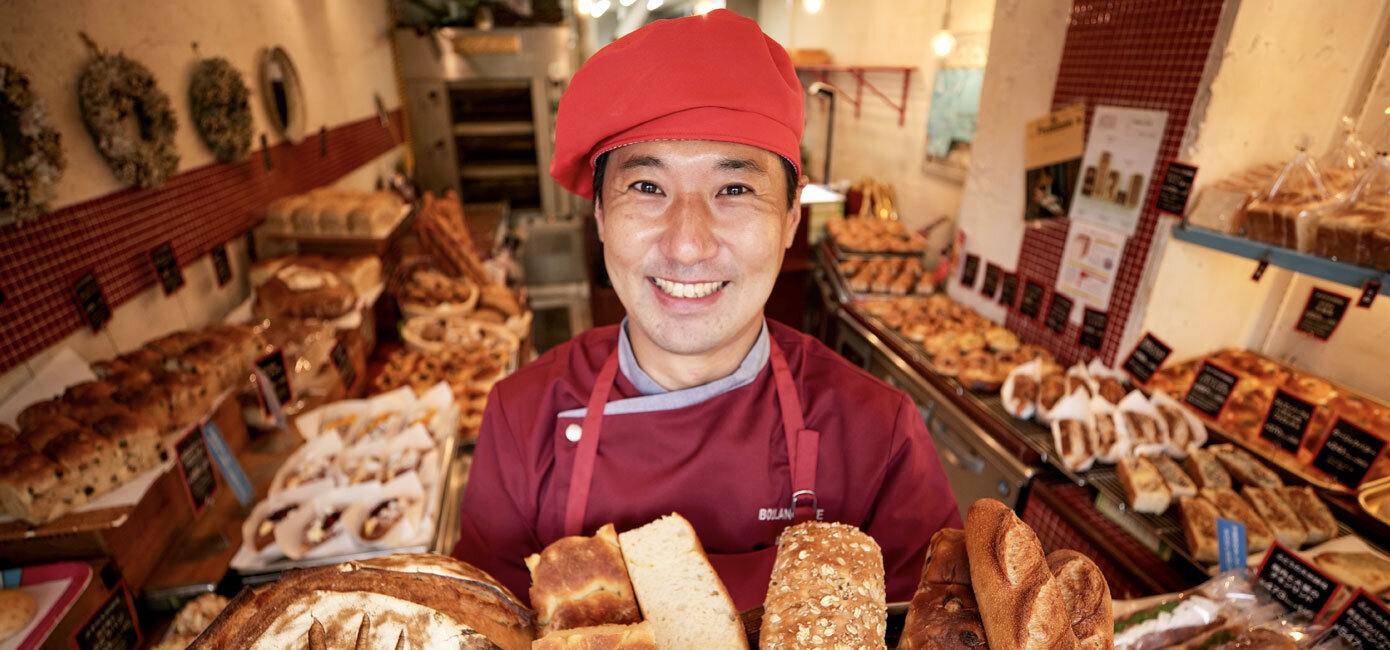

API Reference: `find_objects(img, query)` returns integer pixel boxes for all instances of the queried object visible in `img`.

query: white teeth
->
[653,278,724,298]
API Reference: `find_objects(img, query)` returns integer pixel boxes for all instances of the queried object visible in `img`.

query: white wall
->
[0,0,405,401]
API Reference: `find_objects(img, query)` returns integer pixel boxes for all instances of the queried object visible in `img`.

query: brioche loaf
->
[527,523,642,636]
[759,521,887,650]
[900,528,987,650]
[1045,551,1112,650]
[532,622,657,650]
[965,499,1076,650]
[922,527,972,585]
[617,514,746,650]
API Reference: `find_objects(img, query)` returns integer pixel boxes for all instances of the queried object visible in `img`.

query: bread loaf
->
[759,521,886,650]
[922,528,971,585]
[526,523,642,636]
[900,528,987,650]
[1178,496,1220,563]
[1241,487,1307,549]
[617,513,746,650]
[532,622,658,650]
[1045,551,1112,650]
[1201,488,1274,552]
[1276,486,1337,545]
[965,499,1076,650]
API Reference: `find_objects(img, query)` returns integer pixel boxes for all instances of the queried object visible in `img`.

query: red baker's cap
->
[550,9,804,200]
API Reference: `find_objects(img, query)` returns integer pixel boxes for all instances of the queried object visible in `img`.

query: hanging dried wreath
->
[0,62,66,226]
[77,43,179,188]
[189,57,252,162]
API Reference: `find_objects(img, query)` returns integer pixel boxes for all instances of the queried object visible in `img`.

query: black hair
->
[592,150,799,209]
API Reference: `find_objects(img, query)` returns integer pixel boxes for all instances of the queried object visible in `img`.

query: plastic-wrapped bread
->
[965,499,1076,650]
[760,521,886,650]
[526,523,642,637]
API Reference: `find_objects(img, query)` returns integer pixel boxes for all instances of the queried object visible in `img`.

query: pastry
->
[899,584,987,650]
[1118,457,1172,514]
[533,623,658,650]
[1183,447,1232,490]
[1096,377,1125,404]
[1241,487,1307,549]
[1276,486,1337,545]
[1178,497,1221,563]
[252,503,299,551]
[0,589,36,642]
[1054,419,1094,473]
[1045,550,1112,650]
[359,497,414,542]
[1148,454,1197,499]
[1201,488,1274,552]
[964,499,1075,650]
[1312,551,1390,595]
[1208,445,1283,488]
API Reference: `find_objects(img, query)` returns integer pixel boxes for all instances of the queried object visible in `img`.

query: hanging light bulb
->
[577,0,593,15]
[647,0,663,8]
[804,0,823,13]
[692,0,723,14]
[932,31,956,56]
[590,0,611,17]
[620,0,636,6]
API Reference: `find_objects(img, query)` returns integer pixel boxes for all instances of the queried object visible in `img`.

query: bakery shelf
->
[1170,223,1388,289]
[452,121,535,137]
[459,163,540,180]
[795,64,915,126]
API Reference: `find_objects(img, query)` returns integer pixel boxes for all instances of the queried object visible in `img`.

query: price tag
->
[1359,281,1380,308]
[201,422,253,506]
[1183,361,1237,419]
[1312,418,1388,490]
[960,254,980,288]
[1045,292,1073,334]
[330,341,356,390]
[254,350,292,428]
[980,263,1001,298]
[174,427,216,514]
[245,229,259,263]
[1254,543,1342,619]
[211,243,232,287]
[1122,332,1172,385]
[1216,517,1246,572]
[1252,257,1270,281]
[73,270,111,333]
[1259,389,1317,455]
[999,272,1019,308]
[1295,287,1350,340]
[1020,280,1046,319]
[149,241,184,295]
[1155,161,1198,216]
[72,581,141,650]
[1079,307,1107,350]
[1320,589,1390,650]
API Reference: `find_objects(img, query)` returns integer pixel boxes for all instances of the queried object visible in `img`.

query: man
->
[452,9,960,609]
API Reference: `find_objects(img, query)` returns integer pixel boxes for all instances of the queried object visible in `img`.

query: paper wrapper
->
[295,399,368,441]
[274,484,380,561]
[270,433,344,495]
[1117,389,1170,457]
[1089,395,1129,463]
[1150,390,1208,457]
[1088,358,1128,383]
[1038,375,1086,425]
[1068,362,1096,397]
[1050,390,1096,472]
[231,481,334,569]
[406,382,457,440]
[342,473,428,549]
[1001,359,1042,420]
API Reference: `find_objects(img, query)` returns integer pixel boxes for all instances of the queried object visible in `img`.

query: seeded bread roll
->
[526,523,642,636]
[532,622,658,650]
[759,521,886,650]
[0,441,81,524]
[1045,550,1112,650]
[965,499,1076,650]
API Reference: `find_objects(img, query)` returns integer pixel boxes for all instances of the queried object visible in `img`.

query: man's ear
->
[784,174,808,249]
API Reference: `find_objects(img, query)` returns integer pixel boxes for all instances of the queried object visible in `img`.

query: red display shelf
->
[795,65,915,126]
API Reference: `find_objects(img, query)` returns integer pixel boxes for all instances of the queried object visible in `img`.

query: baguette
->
[1178,497,1221,563]
[1045,550,1112,650]
[1117,457,1172,514]
[1201,488,1274,552]
[965,499,1076,650]
[1183,448,1232,490]
[1276,486,1337,545]
[760,521,886,650]
[1148,454,1197,499]
[1208,445,1282,488]
[526,523,641,636]
[1241,487,1307,549]
[532,622,658,650]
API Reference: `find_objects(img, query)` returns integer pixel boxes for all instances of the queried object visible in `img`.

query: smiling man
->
[452,9,960,610]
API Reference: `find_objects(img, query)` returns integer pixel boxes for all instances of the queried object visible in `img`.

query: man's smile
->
[648,277,730,299]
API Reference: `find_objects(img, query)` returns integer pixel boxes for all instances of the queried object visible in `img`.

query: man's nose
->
[659,194,719,266]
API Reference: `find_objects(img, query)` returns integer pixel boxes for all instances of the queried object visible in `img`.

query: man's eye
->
[631,181,661,194]
[720,184,751,196]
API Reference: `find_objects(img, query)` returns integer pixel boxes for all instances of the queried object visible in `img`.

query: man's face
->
[594,140,802,357]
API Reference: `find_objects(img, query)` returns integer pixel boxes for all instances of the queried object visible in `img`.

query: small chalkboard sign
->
[255,350,292,407]
[1155,161,1198,216]
[211,243,232,287]
[1359,281,1380,308]
[1045,292,1073,334]
[960,254,980,288]
[72,582,141,650]
[1020,280,1045,319]
[73,270,111,333]
[1252,258,1270,281]
[331,341,356,390]
[175,427,216,513]
[1254,543,1341,619]
[1296,287,1349,340]
[1312,418,1388,490]
[1079,308,1107,349]
[1259,389,1317,455]
[149,241,183,295]
[980,263,1001,298]
[999,272,1019,308]
[1184,361,1237,419]
[1122,332,1172,385]
[1320,589,1390,650]
[245,229,259,263]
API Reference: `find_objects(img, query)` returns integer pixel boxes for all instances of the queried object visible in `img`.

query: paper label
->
[73,270,111,333]
[960,254,980,287]
[1000,272,1019,307]
[1080,307,1107,350]
[211,243,232,287]
[1312,418,1388,490]
[1320,589,1390,649]
[175,427,217,514]
[1259,389,1317,455]
[1296,287,1350,340]
[1045,292,1073,334]
[981,263,1001,298]
[1021,280,1046,319]
[72,581,141,650]
[1069,105,1170,236]
[1359,281,1380,308]
[1155,161,1198,216]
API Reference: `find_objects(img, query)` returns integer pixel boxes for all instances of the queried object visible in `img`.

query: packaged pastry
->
[1087,359,1128,405]
[1066,363,1094,400]
[1244,146,1337,252]
[1089,395,1128,463]
[343,473,428,548]
[274,484,379,560]
[270,433,345,494]
[1317,151,1390,266]
[1036,364,1069,419]
[1320,117,1375,193]
[1050,391,1097,473]
[1150,389,1207,457]
[241,482,329,559]
[1001,359,1041,420]
[1115,390,1169,457]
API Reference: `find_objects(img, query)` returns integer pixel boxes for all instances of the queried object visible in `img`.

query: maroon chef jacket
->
[451,319,961,609]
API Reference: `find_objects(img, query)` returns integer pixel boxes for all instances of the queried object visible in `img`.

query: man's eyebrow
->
[715,157,766,173]
[619,155,664,170]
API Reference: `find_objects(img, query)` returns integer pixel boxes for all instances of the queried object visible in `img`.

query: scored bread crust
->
[965,499,1077,650]
[526,523,642,636]
[760,521,887,650]
[1044,550,1112,650]
[532,622,658,650]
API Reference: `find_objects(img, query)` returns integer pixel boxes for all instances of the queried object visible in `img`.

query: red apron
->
[561,337,819,609]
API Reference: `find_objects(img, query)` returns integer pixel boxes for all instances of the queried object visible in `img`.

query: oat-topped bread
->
[617,513,747,650]
[759,521,887,650]
[527,523,641,636]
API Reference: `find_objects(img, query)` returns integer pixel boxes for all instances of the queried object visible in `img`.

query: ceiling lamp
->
[590,0,612,17]
[647,0,663,8]
[620,0,637,5]
[692,0,723,14]
[933,0,954,56]
[804,0,823,14]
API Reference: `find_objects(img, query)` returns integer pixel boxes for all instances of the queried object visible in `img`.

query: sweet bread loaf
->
[533,622,658,650]
[760,521,887,650]
[965,499,1076,650]
[900,528,987,650]
[526,523,641,636]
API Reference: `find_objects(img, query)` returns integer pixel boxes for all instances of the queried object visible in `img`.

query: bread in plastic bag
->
[1244,145,1337,253]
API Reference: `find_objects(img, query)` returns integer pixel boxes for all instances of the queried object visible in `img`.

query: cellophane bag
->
[1244,145,1337,253]
[1314,152,1390,267]
[1321,117,1375,193]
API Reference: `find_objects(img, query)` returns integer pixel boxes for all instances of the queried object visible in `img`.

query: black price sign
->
[1255,543,1341,619]
[1020,280,1046,319]
[1360,281,1380,308]
[1045,292,1073,334]
[1321,590,1390,650]
[1296,287,1350,340]
[1079,307,1107,350]
[1259,389,1317,455]
[980,263,1001,298]
[245,229,259,263]
[149,241,183,295]
[999,272,1019,308]
[1183,361,1237,419]
[175,427,216,513]
[1122,332,1172,385]
[1155,161,1198,216]
[1252,258,1270,281]
[331,341,356,389]
[211,243,232,287]
[255,350,292,406]
[72,582,141,650]
[1312,418,1388,490]
[960,254,980,288]
[73,270,111,333]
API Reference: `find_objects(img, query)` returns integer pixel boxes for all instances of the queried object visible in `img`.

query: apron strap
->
[768,338,820,523]
[562,348,621,537]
